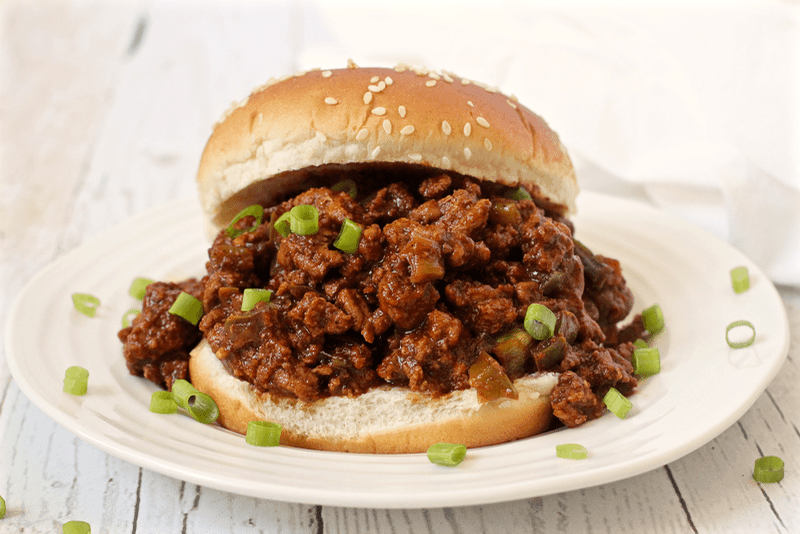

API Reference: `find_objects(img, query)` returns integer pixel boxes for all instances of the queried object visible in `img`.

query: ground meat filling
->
[119,169,644,428]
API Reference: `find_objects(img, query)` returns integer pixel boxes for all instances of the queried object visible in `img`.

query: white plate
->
[6,192,790,509]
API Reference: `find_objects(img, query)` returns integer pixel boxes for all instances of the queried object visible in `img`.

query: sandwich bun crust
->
[190,339,557,454]
[197,63,578,232]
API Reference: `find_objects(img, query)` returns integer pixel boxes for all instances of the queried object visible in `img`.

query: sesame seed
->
[394,64,408,73]
[464,147,472,160]
[370,76,380,83]
[506,99,517,109]
[428,72,441,80]
[356,128,369,141]
[398,105,407,118]
[371,107,387,116]
[426,80,437,87]
[321,70,332,77]
[442,73,454,83]
[441,156,452,168]
[363,92,373,105]
[385,76,393,85]
[325,97,338,105]
[293,70,307,77]
[400,125,415,136]
[463,122,472,136]
[467,101,474,107]
[316,131,328,142]
[442,120,452,135]
[347,59,358,68]
[476,116,490,128]
[462,79,471,85]
[486,86,498,93]
[484,138,493,151]
[368,84,384,93]
[383,119,392,134]
[409,153,423,162]
[370,146,382,159]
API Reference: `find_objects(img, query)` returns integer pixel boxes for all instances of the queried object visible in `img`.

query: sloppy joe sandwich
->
[119,62,646,453]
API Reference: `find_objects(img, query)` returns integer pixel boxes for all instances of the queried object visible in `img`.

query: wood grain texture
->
[1,2,798,532]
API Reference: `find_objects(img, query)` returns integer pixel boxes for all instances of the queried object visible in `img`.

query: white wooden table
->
[2,2,798,532]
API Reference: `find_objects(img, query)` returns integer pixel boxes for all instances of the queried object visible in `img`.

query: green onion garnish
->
[241,288,272,312]
[641,304,665,335]
[171,379,219,424]
[168,292,203,326]
[72,293,100,318]
[290,205,319,235]
[62,521,92,534]
[245,421,282,447]
[726,320,756,349]
[753,455,784,484]
[633,339,649,349]
[226,204,264,239]
[603,387,632,419]
[274,211,292,237]
[426,442,467,467]
[121,308,140,328]
[331,178,357,198]
[0,494,5,519]
[507,186,532,201]
[63,366,89,396]
[556,443,588,460]
[128,277,154,300]
[730,266,750,294]
[632,347,661,376]
[333,218,363,254]
[524,303,557,340]
[150,390,178,414]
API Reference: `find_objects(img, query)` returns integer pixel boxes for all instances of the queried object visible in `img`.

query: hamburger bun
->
[189,63,581,453]
[190,339,558,453]
[197,63,577,232]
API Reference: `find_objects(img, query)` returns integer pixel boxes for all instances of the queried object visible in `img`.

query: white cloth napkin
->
[298,1,800,286]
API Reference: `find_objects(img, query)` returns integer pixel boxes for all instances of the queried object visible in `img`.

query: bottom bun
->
[189,339,558,453]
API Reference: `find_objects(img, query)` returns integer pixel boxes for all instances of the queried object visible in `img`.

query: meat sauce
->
[119,166,645,428]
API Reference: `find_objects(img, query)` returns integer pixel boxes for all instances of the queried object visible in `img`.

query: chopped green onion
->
[633,339,649,349]
[128,277,154,300]
[507,186,532,201]
[524,303,557,340]
[331,178,357,198]
[246,421,282,446]
[72,293,100,318]
[632,347,661,376]
[63,366,89,396]
[226,205,263,239]
[62,521,91,534]
[603,387,632,419]
[150,390,178,414]
[0,494,5,519]
[556,443,588,460]
[290,205,319,235]
[168,292,203,326]
[171,379,219,424]
[730,266,750,294]
[642,304,665,335]
[753,455,784,484]
[274,211,292,237]
[241,288,272,312]
[726,320,756,349]
[121,308,140,328]
[333,218,363,254]
[426,442,467,467]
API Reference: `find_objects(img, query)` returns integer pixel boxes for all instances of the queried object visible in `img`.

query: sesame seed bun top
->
[197,63,578,231]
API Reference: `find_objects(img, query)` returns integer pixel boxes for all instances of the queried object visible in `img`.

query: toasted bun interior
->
[197,64,578,231]
[190,340,557,454]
